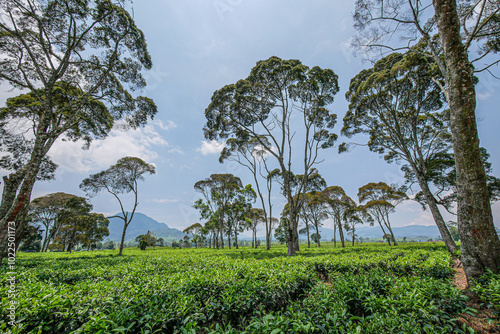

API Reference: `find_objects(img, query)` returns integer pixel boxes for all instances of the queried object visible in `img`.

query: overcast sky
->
[2,0,500,232]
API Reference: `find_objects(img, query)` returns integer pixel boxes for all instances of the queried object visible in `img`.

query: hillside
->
[107,212,185,242]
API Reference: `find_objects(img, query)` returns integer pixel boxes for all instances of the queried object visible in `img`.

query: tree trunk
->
[386,223,397,246]
[433,0,500,281]
[377,221,391,246]
[416,173,457,254]
[0,131,55,263]
[227,233,231,249]
[337,217,345,248]
[306,225,311,248]
[333,225,336,247]
[235,231,239,249]
[382,214,397,246]
[118,221,128,256]
[315,224,320,248]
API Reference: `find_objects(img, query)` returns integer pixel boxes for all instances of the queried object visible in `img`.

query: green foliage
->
[0,243,477,333]
[472,270,500,315]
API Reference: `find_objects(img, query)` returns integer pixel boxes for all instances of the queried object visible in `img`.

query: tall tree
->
[0,0,157,262]
[358,183,408,246]
[352,0,500,281]
[28,192,77,251]
[247,208,266,248]
[343,51,458,254]
[50,196,93,252]
[315,186,352,248]
[204,56,339,256]
[80,157,155,256]
[302,192,328,248]
[193,174,246,249]
[220,137,276,250]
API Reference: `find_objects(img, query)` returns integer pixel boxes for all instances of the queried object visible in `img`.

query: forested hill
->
[107,213,185,242]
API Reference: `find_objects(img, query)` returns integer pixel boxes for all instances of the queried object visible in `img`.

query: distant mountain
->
[107,212,185,242]
[315,225,441,240]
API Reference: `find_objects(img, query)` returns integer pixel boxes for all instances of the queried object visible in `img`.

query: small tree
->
[80,157,155,256]
[303,192,328,248]
[247,208,266,248]
[136,231,157,250]
[28,192,78,251]
[193,174,247,249]
[315,186,352,248]
[358,183,407,246]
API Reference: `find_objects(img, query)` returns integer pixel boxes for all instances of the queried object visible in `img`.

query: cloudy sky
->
[2,0,500,232]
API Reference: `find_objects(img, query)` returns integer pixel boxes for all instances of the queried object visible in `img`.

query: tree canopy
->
[204,56,339,256]
[80,156,155,256]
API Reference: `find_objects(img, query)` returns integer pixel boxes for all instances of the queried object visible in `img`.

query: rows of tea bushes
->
[0,243,477,333]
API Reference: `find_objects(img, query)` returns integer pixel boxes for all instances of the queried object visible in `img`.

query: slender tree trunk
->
[118,221,128,256]
[235,231,238,249]
[416,173,457,254]
[434,0,500,281]
[337,218,345,248]
[386,223,397,246]
[315,224,320,248]
[227,232,231,249]
[41,224,50,252]
[306,224,311,248]
[266,189,273,250]
[377,221,391,246]
[333,225,336,247]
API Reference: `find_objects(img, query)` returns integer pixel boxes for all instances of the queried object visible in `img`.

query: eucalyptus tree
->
[183,223,204,247]
[247,208,266,248]
[301,192,328,248]
[50,196,93,252]
[352,0,500,280]
[343,52,458,254]
[268,169,327,251]
[225,185,256,249]
[343,197,371,247]
[204,56,339,256]
[28,192,78,251]
[80,157,156,256]
[358,183,408,246]
[193,174,245,249]
[313,186,352,248]
[0,0,157,261]
[220,137,276,250]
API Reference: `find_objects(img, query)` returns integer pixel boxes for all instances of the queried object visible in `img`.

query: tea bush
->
[0,243,475,333]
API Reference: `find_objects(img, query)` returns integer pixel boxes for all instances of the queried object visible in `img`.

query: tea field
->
[1,243,498,333]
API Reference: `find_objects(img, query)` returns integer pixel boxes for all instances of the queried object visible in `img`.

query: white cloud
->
[154,119,177,131]
[196,140,225,156]
[151,198,180,204]
[48,122,169,174]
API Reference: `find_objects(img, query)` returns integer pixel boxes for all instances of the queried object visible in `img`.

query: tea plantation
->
[1,243,498,333]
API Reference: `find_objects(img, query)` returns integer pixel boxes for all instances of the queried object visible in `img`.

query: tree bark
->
[386,224,397,246]
[433,0,500,281]
[118,221,128,256]
[315,224,320,248]
[416,171,458,254]
[333,224,336,247]
[307,224,311,248]
[376,220,391,246]
[336,217,345,248]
